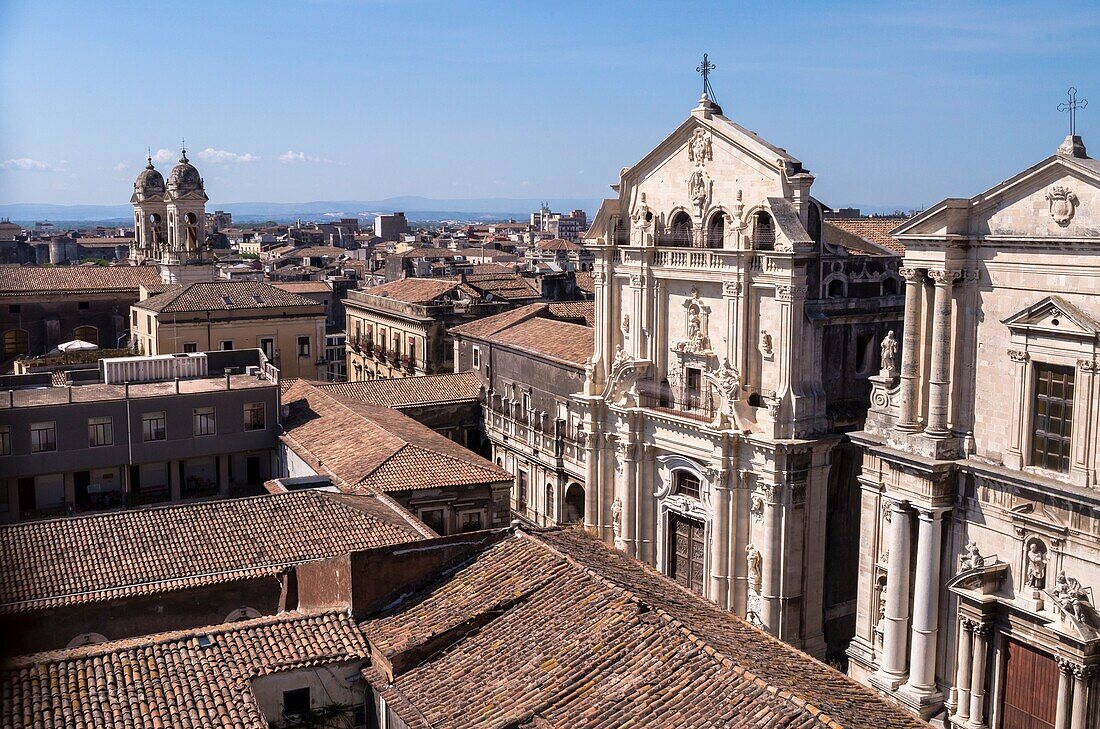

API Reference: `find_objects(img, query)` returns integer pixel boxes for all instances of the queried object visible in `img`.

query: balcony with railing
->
[637,378,719,424]
[484,395,586,467]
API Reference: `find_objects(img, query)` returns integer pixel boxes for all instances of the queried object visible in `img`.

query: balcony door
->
[668,513,705,596]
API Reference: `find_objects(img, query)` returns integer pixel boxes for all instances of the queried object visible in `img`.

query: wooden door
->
[1001,639,1058,729]
[669,514,705,595]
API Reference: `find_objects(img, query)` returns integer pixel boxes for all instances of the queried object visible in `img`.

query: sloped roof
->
[362,527,929,729]
[547,300,595,327]
[536,238,583,251]
[280,380,509,494]
[574,270,595,293]
[0,265,161,297]
[0,490,419,614]
[2,610,369,728]
[824,217,907,255]
[451,302,594,367]
[360,277,468,304]
[272,280,333,294]
[135,280,322,313]
[314,371,482,409]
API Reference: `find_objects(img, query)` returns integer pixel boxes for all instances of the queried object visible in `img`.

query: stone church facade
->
[578,93,902,659]
[848,134,1099,728]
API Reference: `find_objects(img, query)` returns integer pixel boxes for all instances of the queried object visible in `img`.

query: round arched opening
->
[668,211,692,247]
[752,211,775,250]
[563,483,585,523]
[707,212,725,248]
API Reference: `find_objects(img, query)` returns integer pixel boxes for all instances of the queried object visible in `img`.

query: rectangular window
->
[419,508,446,535]
[88,416,113,447]
[472,345,481,369]
[220,340,234,351]
[183,342,198,353]
[193,406,216,437]
[0,426,9,456]
[408,337,416,363]
[142,412,166,442]
[131,310,137,326]
[675,471,701,499]
[297,336,310,357]
[518,470,528,505]
[243,402,265,431]
[146,314,152,331]
[458,510,484,532]
[260,337,275,360]
[523,392,532,411]
[30,422,56,453]
[1032,363,1075,473]
[282,687,310,718]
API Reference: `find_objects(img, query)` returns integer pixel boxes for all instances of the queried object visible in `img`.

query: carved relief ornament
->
[688,128,713,165]
[928,269,962,286]
[898,266,923,283]
[1046,185,1079,226]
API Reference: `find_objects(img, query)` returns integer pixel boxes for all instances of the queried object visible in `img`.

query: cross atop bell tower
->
[1057,86,1089,158]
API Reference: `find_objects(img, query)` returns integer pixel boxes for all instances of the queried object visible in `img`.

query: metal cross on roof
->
[1058,87,1087,136]
[696,53,715,97]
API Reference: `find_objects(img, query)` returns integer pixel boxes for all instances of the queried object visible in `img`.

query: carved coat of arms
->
[1046,185,1079,226]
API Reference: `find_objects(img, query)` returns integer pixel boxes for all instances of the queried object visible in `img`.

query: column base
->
[895,684,946,720]
[871,669,908,693]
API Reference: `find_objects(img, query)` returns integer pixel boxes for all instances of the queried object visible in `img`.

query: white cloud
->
[197,147,260,164]
[114,162,129,171]
[1,157,53,171]
[153,148,175,163]
[279,150,330,164]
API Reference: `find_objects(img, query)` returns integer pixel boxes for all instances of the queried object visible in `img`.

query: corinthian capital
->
[928,268,962,286]
[898,266,923,282]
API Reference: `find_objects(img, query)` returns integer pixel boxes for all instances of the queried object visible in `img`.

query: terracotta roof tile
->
[0,265,162,296]
[272,280,332,294]
[280,381,509,495]
[314,372,481,409]
[573,271,595,293]
[360,278,467,304]
[361,527,929,729]
[535,238,584,251]
[547,300,595,327]
[1,610,369,728]
[452,303,594,367]
[135,280,322,313]
[0,491,419,614]
[823,217,908,255]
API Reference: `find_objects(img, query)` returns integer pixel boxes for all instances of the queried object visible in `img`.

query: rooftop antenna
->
[1059,87,1087,136]
[697,53,717,103]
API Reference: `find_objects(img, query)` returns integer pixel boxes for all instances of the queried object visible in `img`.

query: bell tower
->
[130,155,167,264]
[161,147,213,283]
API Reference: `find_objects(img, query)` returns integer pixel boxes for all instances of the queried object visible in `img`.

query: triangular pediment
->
[1002,295,1100,337]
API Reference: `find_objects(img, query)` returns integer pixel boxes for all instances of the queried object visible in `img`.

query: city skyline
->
[1,1,1098,210]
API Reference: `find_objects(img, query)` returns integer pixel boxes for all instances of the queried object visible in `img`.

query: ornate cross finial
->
[1059,87,1087,136]
[696,53,715,98]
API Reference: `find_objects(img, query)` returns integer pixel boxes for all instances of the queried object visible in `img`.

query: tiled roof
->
[281,245,346,258]
[0,265,162,297]
[314,372,481,409]
[1,610,369,728]
[272,280,332,294]
[451,303,594,367]
[281,380,510,495]
[135,280,323,313]
[0,491,419,614]
[574,270,595,293]
[536,238,583,251]
[547,300,595,327]
[362,527,929,729]
[398,246,456,259]
[360,277,467,304]
[824,217,908,255]
[465,274,541,301]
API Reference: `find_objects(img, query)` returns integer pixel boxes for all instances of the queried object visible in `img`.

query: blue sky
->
[1,0,1098,209]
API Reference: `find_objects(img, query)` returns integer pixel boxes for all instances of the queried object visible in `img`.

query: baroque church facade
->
[130,149,211,283]
[848,133,1100,728]
[578,91,902,659]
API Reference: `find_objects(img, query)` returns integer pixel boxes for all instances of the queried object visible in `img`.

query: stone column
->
[1055,657,1073,729]
[952,618,974,721]
[760,482,783,635]
[583,431,599,532]
[925,269,960,437]
[878,497,913,686]
[620,439,637,556]
[902,507,946,697]
[1003,350,1031,468]
[897,267,925,431]
[1070,664,1092,729]
[966,623,990,729]
[709,466,730,608]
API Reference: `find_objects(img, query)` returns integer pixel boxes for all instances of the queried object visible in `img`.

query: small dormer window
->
[222,296,234,307]
[252,295,264,305]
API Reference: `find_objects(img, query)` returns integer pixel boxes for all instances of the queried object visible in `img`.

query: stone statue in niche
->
[1025,541,1048,590]
[688,169,708,210]
[622,314,630,334]
[749,494,764,523]
[632,192,651,228]
[759,330,773,357]
[611,497,623,538]
[746,543,762,593]
[673,289,710,354]
[880,330,898,375]
[715,358,740,398]
[959,540,985,571]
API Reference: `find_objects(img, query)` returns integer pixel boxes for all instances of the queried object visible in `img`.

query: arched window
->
[3,329,29,357]
[668,211,692,247]
[563,483,585,523]
[753,211,775,250]
[827,278,846,299]
[545,483,554,520]
[807,203,822,244]
[881,277,899,296]
[855,331,875,376]
[707,212,725,249]
[184,212,199,248]
[73,325,98,345]
[674,470,701,499]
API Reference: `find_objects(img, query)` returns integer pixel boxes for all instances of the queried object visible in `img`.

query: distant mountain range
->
[0,196,606,225]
